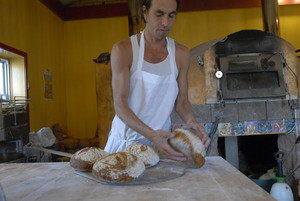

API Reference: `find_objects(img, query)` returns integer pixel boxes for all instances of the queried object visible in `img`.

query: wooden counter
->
[0,156,276,201]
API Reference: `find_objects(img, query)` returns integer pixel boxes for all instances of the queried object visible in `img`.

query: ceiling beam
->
[40,0,298,21]
[64,3,128,20]
[179,0,261,12]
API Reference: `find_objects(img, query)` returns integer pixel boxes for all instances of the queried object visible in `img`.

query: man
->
[104,0,210,161]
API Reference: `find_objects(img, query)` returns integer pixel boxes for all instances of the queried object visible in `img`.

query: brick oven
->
[214,30,288,101]
[171,28,300,197]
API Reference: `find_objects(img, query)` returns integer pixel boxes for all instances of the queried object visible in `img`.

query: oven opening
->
[227,71,280,91]
[218,53,286,100]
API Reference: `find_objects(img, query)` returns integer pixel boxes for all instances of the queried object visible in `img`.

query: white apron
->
[104,32,179,153]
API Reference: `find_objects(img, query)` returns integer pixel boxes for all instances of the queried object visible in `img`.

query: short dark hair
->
[141,0,181,22]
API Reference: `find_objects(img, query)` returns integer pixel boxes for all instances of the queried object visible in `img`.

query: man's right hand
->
[149,130,186,161]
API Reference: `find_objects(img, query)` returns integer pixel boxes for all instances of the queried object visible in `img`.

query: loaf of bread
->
[92,152,145,183]
[70,147,108,171]
[122,142,160,168]
[169,128,206,168]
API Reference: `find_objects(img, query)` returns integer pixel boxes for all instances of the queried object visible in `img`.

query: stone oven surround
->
[171,29,300,199]
[171,29,299,130]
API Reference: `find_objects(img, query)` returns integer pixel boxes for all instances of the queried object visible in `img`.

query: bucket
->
[0,153,26,163]
[248,174,276,193]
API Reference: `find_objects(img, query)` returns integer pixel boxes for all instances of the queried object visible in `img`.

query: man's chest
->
[144,47,168,64]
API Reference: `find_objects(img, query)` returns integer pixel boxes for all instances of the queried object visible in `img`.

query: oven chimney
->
[128,0,144,36]
[261,0,280,36]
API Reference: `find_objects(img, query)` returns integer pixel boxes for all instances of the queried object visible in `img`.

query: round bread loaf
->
[169,128,206,168]
[122,142,160,168]
[92,152,145,183]
[70,147,108,171]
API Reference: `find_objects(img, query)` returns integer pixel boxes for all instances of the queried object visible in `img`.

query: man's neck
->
[143,28,167,49]
[142,29,169,63]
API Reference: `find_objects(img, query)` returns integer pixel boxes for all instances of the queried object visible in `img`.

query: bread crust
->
[122,143,160,167]
[169,129,206,168]
[70,147,108,171]
[70,157,93,171]
[92,152,145,182]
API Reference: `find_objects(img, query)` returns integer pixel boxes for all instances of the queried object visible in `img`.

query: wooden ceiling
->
[58,0,127,7]
[40,0,299,21]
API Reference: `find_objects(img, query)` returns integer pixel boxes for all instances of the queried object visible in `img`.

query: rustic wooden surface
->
[95,62,115,149]
[0,156,276,201]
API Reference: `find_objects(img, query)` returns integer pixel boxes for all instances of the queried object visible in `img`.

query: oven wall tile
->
[211,103,239,122]
[267,100,294,120]
[238,102,266,121]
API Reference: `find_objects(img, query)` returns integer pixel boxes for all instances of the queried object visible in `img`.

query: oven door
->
[217,53,287,100]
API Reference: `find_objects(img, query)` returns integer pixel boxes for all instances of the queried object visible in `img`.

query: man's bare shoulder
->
[111,38,133,69]
[112,38,132,54]
[175,41,189,53]
[174,41,190,69]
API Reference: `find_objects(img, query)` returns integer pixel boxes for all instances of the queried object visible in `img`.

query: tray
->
[75,159,185,185]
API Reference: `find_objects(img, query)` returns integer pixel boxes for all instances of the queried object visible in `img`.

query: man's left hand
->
[184,120,211,147]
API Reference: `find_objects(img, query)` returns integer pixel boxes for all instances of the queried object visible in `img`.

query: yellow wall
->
[1,0,299,139]
[170,5,300,50]
[278,5,300,48]
[171,8,264,48]
[64,18,128,138]
[0,0,67,132]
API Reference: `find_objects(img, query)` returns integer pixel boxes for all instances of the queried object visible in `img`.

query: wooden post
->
[94,53,114,149]
[128,0,144,36]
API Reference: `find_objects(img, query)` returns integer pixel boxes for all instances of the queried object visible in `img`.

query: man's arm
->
[174,42,210,147]
[111,39,152,139]
[110,39,185,160]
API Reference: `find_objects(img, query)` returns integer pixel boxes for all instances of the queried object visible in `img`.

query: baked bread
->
[92,152,145,183]
[70,147,108,171]
[122,142,160,168]
[169,128,206,168]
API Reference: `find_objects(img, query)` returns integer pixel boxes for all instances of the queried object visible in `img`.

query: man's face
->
[143,0,177,40]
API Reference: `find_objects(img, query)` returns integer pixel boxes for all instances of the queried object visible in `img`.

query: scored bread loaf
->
[169,128,206,168]
[92,152,145,183]
[70,147,108,171]
[122,142,160,168]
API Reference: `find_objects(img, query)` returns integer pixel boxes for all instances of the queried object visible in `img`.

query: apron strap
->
[166,37,176,75]
[137,31,145,71]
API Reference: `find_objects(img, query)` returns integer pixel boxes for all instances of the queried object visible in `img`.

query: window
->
[0,58,10,100]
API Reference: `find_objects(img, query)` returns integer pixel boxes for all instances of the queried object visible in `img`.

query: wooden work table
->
[0,156,276,201]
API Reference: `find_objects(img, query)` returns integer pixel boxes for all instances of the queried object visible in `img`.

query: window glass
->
[0,59,9,100]
[0,62,3,94]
